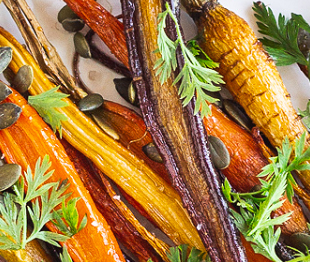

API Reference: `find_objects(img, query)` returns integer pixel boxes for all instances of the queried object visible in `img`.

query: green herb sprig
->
[154,3,224,118]
[52,197,87,237]
[222,132,310,261]
[148,244,208,262]
[60,246,73,262]
[0,155,86,250]
[253,2,310,76]
[28,87,69,137]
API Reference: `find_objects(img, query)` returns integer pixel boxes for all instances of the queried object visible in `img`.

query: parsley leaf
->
[223,133,310,261]
[298,100,310,129]
[0,155,70,249]
[52,197,87,237]
[60,246,73,262]
[252,2,309,68]
[154,3,223,119]
[0,155,87,250]
[149,244,207,262]
[28,87,69,137]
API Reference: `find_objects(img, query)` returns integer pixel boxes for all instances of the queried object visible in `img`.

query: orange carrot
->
[63,0,129,68]
[0,89,125,262]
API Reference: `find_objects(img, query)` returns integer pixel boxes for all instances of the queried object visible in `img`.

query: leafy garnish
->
[0,155,86,250]
[154,3,224,118]
[60,246,73,262]
[28,87,69,137]
[52,197,87,237]
[253,2,309,68]
[222,133,310,261]
[298,100,310,129]
[148,244,207,262]
[0,155,69,249]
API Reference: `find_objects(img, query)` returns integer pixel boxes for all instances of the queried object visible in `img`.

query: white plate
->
[0,0,310,110]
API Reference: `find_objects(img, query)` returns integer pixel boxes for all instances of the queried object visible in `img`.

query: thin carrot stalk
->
[63,0,129,68]
[0,89,125,262]
[181,0,310,190]
[0,26,205,251]
[61,138,168,262]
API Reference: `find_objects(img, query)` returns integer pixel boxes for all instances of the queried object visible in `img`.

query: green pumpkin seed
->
[285,233,310,253]
[2,67,15,85]
[74,32,91,58]
[78,93,104,112]
[208,135,230,170]
[12,65,33,94]
[0,47,12,74]
[0,103,22,130]
[128,82,139,105]
[62,18,85,32]
[142,143,163,163]
[114,78,139,106]
[0,164,21,191]
[91,111,119,140]
[0,82,12,102]
[223,99,253,132]
[58,5,80,23]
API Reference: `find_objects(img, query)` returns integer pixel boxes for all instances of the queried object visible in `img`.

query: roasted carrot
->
[181,0,310,190]
[61,138,168,262]
[0,89,125,262]
[0,26,205,251]
[0,238,53,262]
[63,0,129,68]
[205,104,309,236]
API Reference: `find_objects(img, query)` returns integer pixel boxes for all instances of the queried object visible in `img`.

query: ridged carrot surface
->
[0,89,125,262]
[182,0,310,189]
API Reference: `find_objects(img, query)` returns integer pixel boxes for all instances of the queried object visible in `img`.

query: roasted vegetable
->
[61,138,168,262]
[63,0,129,68]
[181,0,310,190]
[0,88,125,262]
[0,26,205,251]
[121,0,246,261]
[205,104,309,236]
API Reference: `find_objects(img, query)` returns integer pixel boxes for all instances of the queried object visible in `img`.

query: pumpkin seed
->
[91,111,119,140]
[0,82,12,102]
[78,93,104,112]
[0,47,12,74]
[58,5,80,23]
[208,135,230,170]
[0,158,5,167]
[61,18,85,32]
[12,65,33,94]
[142,143,163,163]
[74,32,91,58]
[223,99,253,132]
[298,28,310,58]
[0,164,21,191]
[0,103,22,130]
[114,78,139,106]
[128,82,139,105]
[2,67,15,85]
[285,233,310,253]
